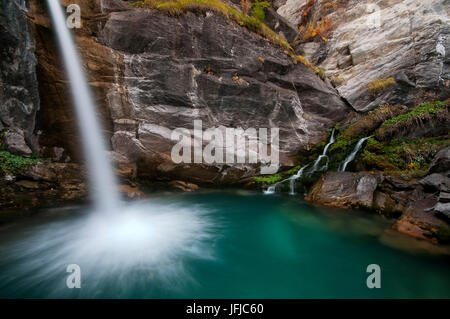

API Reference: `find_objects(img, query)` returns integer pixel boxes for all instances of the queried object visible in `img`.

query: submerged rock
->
[393,197,450,244]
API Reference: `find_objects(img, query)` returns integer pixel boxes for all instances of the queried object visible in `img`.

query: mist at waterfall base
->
[1,191,450,298]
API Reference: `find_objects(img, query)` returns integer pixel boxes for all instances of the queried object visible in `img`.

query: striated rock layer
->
[278,0,450,112]
[0,0,40,156]
[27,0,350,184]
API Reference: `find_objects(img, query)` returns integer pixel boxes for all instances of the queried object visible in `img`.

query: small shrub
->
[240,0,251,16]
[251,1,270,22]
[299,17,332,41]
[367,77,396,91]
[303,0,315,18]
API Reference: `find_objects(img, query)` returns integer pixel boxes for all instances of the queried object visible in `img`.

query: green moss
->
[0,151,42,174]
[253,165,301,184]
[358,136,450,173]
[253,174,283,184]
[251,1,270,22]
[381,101,448,127]
[367,77,396,91]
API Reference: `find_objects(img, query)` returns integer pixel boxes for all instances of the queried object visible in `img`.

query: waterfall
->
[339,136,372,172]
[310,129,336,174]
[264,129,335,195]
[264,185,277,195]
[47,0,120,212]
[289,164,310,195]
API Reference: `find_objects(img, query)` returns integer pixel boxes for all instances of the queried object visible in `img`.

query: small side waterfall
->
[264,129,335,195]
[339,136,372,172]
[310,129,336,174]
[47,0,120,212]
[289,164,310,195]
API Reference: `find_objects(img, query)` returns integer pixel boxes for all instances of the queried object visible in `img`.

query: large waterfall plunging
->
[47,0,120,212]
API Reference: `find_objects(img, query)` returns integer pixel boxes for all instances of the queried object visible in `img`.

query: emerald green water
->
[0,190,449,298]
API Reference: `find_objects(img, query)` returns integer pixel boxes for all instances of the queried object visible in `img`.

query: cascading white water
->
[289,164,309,195]
[264,129,335,195]
[46,0,120,212]
[339,136,372,172]
[310,129,336,173]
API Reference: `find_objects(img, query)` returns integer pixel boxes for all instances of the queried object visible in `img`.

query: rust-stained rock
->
[393,197,450,244]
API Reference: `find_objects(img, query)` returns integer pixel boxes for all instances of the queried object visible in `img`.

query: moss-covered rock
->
[375,101,449,141]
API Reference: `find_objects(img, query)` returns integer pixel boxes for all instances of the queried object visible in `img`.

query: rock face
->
[0,0,40,155]
[102,7,350,182]
[277,0,450,112]
[422,146,450,220]
[26,0,350,185]
[305,171,379,209]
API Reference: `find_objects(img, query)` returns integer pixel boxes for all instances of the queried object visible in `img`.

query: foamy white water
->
[339,136,372,172]
[0,199,216,297]
[311,129,335,173]
[46,0,120,212]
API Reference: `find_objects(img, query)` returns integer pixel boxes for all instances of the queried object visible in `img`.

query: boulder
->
[393,197,450,244]
[305,172,378,209]
[429,146,450,176]
[433,202,450,220]
[419,173,450,193]
[3,129,32,156]
[373,191,403,217]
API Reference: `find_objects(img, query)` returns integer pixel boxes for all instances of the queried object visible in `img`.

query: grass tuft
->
[367,77,396,91]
